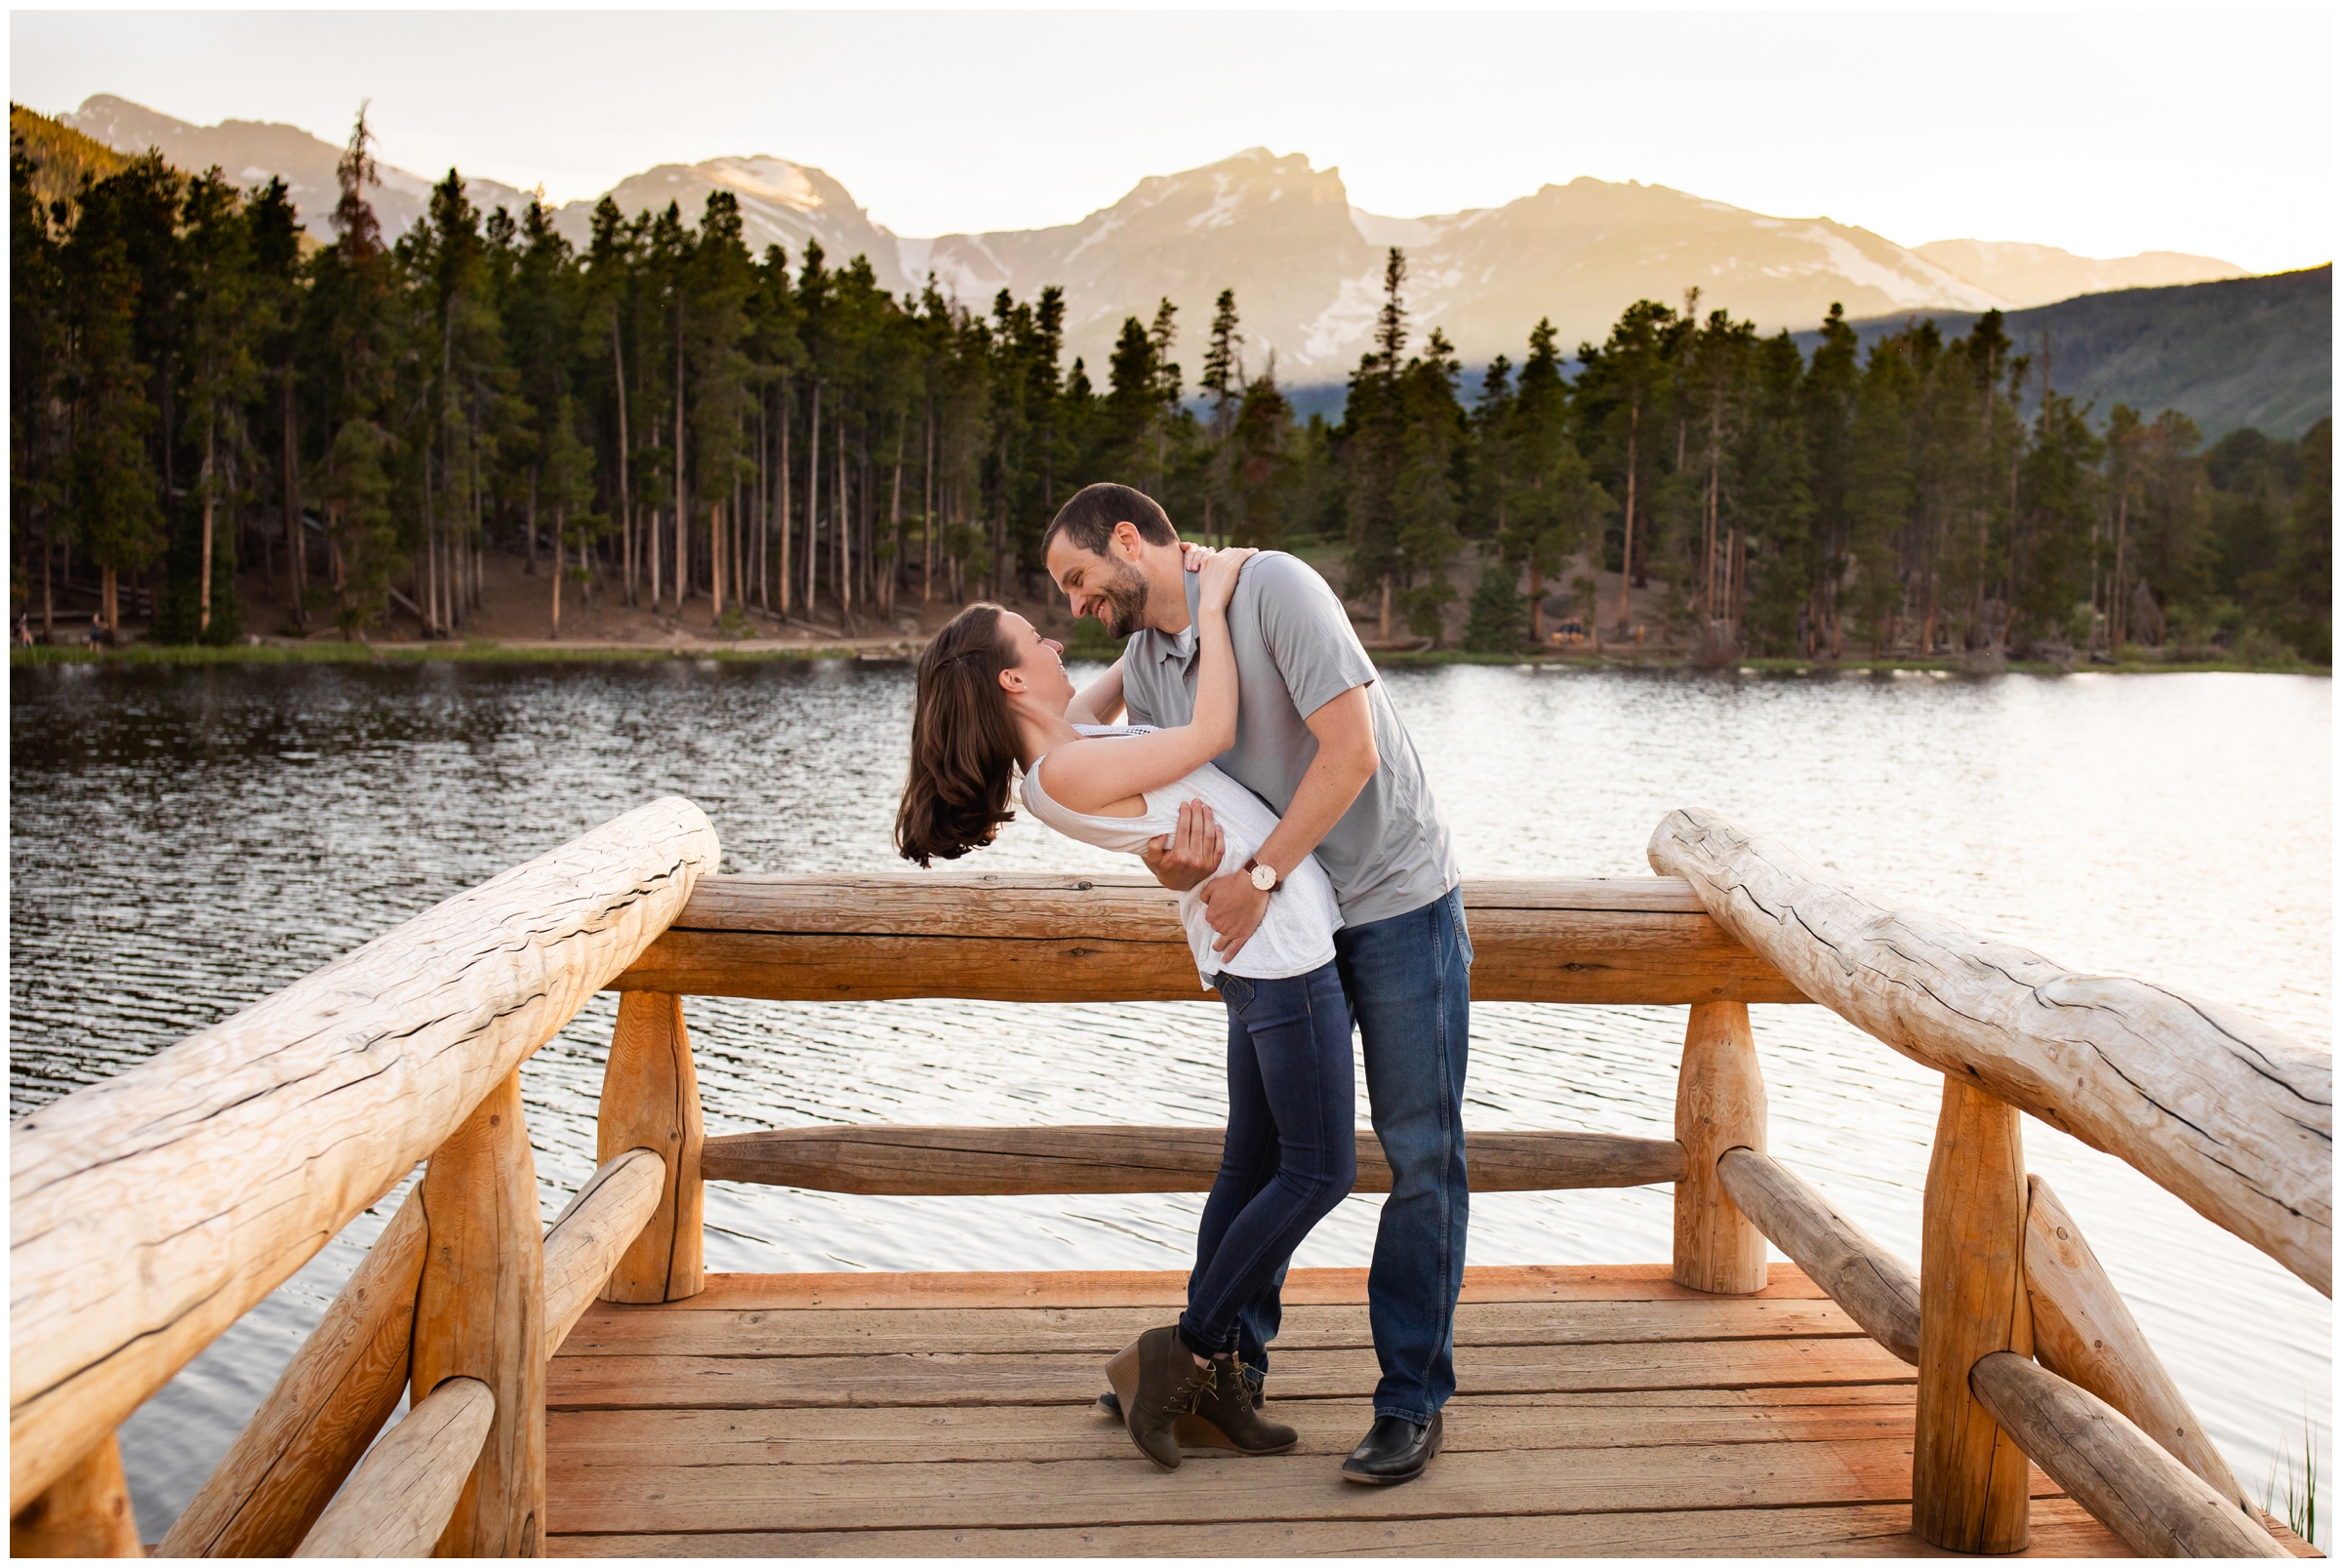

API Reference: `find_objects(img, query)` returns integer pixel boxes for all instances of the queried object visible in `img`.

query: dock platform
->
[544,1263,2193,1557]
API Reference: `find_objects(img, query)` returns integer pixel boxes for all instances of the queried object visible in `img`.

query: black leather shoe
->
[1340,1412,1443,1485]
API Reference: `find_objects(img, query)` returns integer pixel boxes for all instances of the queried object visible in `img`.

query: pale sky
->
[10,8,2334,273]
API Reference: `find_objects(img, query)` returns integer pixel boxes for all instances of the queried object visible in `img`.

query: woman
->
[896,548,1356,1471]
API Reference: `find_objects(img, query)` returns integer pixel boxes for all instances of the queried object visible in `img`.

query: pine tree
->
[1799,303,1860,654]
[152,169,260,644]
[1200,288,1242,546]
[311,106,403,638]
[1574,299,1679,631]
[11,128,70,637]
[61,160,173,636]
[243,176,308,632]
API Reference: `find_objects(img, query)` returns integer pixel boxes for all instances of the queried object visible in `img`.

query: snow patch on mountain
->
[1799,226,2001,310]
[710,157,822,209]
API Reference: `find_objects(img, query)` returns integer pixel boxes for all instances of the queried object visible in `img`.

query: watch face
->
[1252,864,1276,890]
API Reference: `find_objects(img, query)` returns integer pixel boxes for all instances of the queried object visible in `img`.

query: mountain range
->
[59,93,2255,390]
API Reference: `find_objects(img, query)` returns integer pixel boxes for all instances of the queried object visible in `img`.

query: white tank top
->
[1018,724,1343,985]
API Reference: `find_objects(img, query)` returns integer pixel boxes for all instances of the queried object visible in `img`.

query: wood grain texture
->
[609,872,1809,1005]
[10,796,718,1509]
[2023,1174,2247,1508]
[8,1433,141,1558]
[535,1435,2057,1537]
[1674,1002,1769,1294]
[546,1336,1916,1411]
[699,1125,1682,1194]
[1913,1077,2034,1553]
[157,1187,428,1558]
[553,1296,1864,1359]
[543,1497,2134,1558]
[1718,1146,1922,1366]
[544,1389,1914,1467]
[294,1377,496,1559]
[412,1071,545,1557]
[1968,1352,2287,1559]
[1650,806,2331,1294]
[610,1262,1829,1312]
[596,993,704,1304]
[545,1150,666,1354]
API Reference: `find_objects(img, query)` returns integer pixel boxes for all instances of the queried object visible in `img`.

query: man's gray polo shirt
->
[1119,551,1459,927]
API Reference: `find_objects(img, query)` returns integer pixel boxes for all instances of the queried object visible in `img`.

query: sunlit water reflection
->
[10,659,2330,1541]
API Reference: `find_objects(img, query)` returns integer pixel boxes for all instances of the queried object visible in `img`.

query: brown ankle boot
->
[1105,1326,1218,1470]
[1188,1352,1298,1454]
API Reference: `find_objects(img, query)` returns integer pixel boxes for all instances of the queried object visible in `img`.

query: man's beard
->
[1093,560,1149,639]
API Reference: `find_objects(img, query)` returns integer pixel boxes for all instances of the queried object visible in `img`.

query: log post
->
[411,1071,544,1557]
[2023,1174,2247,1508]
[9,1434,141,1557]
[157,1187,428,1557]
[1914,1075,2033,1553]
[596,991,705,1303]
[1673,1000,1768,1294]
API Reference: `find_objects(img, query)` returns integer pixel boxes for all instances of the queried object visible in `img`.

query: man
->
[1044,481,1470,1485]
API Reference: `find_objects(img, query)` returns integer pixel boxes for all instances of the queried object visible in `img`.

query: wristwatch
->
[1245,857,1280,893]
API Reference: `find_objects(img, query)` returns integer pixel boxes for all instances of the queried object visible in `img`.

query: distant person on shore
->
[897,545,1358,1472]
[15,611,31,646]
[1042,482,1470,1488]
[86,613,105,650]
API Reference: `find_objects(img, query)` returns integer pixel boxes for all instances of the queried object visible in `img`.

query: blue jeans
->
[1180,962,1357,1357]
[1231,886,1473,1424]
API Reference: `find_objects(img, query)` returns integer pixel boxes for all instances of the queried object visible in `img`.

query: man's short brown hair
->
[1043,482,1178,557]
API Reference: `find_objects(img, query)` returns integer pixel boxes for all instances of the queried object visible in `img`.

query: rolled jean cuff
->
[1176,1320,1231,1360]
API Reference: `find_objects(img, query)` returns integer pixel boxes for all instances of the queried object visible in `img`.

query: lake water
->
[10,659,2332,1543]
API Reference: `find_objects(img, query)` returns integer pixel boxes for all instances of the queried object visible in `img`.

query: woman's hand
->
[1194,546,1258,613]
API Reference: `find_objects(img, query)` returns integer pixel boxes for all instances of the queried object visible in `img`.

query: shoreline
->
[10,638,2324,676]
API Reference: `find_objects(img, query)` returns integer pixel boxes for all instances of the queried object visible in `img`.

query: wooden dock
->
[546,1263,2154,1558]
[14,806,2325,1559]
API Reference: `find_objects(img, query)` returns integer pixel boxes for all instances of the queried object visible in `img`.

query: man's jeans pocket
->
[1215,973,1256,1013]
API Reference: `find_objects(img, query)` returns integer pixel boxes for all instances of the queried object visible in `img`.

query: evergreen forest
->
[11,113,2330,665]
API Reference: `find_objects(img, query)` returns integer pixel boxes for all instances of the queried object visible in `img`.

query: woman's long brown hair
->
[895,603,1024,866]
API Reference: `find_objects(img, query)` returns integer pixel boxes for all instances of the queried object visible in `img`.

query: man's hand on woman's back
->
[1143,798,1224,893]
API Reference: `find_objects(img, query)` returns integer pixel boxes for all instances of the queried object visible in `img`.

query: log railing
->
[1650,807,2326,1556]
[10,797,720,1557]
[10,805,2324,1557]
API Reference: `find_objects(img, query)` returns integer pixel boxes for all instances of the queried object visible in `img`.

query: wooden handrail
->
[698,1126,1684,1193]
[610,873,1811,1005]
[1709,1142,2260,1545]
[1967,1353,2288,1558]
[1716,1146,1920,1365]
[157,1190,429,1558]
[1650,807,2332,1295]
[292,1378,496,1559]
[8,796,719,1512]
[2024,1175,2247,1508]
[543,1150,666,1349]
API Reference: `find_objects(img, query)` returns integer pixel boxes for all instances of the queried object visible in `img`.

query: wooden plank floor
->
[547,1263,2136,1558]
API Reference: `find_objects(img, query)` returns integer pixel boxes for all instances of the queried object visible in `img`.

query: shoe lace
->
[1162,1360,1217,1418]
